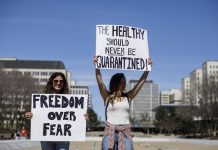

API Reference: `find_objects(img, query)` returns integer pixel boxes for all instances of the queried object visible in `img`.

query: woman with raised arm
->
[93,56,153,150]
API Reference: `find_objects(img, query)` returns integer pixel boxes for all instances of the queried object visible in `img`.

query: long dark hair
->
[109,73,126,94]
[106,73,127,108]
[44,72,69,94]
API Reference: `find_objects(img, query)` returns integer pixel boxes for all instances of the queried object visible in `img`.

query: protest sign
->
[96,25,151,71]
[30,94,88,141]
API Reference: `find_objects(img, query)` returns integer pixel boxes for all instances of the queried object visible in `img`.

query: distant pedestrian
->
[15,130,20,140]
[20,126,28,139]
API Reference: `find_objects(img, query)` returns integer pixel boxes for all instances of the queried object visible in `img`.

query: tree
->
[175,106,198,136]
[86,107,99,130]
[154,107,169,134]
[0,70,41,132]
[199,76,218,137]
[155,106,197,136]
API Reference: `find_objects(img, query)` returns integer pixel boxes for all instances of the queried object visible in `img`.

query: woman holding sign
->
[25,72,88,150]
[93,56,152,150]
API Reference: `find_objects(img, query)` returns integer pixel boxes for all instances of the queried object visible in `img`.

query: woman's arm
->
[93,56,110,102]
[127,58,153,101]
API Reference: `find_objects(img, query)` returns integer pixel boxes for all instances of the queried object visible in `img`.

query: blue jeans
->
[102,132,132,150]
[40,141,70,150]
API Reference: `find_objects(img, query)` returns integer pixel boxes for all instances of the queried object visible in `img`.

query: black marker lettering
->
[33,94,40,108]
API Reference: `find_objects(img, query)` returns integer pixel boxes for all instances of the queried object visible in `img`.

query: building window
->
[49,72,54,76]
[41,72,48,76]
[40,78,47,82]
[34,78,39,82]
[23,72,31,76]
[32,72,39,76]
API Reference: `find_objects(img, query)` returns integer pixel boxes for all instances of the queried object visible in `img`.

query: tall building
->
[181,77,190,104]
[181,60,218,105]
[202,60,218,82]
[190,69,202,105]
[127,80,159,121]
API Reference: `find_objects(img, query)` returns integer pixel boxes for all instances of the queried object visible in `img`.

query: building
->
[160,89,182,105]
[127,80,159,121]
[0,58,72,130]
[181,60,218,105]
[181,77,190,104]
[0,58,72,87]
[0,58,92,130]
[70,83,93,109]
[160,91,170,105]
[202,60,218,82]
[172,62,217,106]
[169,89,182,104]
[189,69,202,105]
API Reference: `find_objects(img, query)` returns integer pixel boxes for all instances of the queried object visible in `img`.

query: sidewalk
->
[1,137,218,150]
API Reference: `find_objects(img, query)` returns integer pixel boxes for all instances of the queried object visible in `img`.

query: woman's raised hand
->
[93,56,99,65]
[148,58,153,66]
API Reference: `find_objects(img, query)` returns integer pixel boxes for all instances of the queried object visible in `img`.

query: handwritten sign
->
[30,94,88,141]
[96,25,151,71]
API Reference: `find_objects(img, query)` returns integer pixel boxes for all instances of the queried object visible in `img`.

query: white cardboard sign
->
[30,94,88,141]
[96,24,151,71]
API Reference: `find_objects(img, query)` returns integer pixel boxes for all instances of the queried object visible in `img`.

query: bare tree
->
[200,76,218,137]
[175,106,199,136]
[0,70,41,132]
